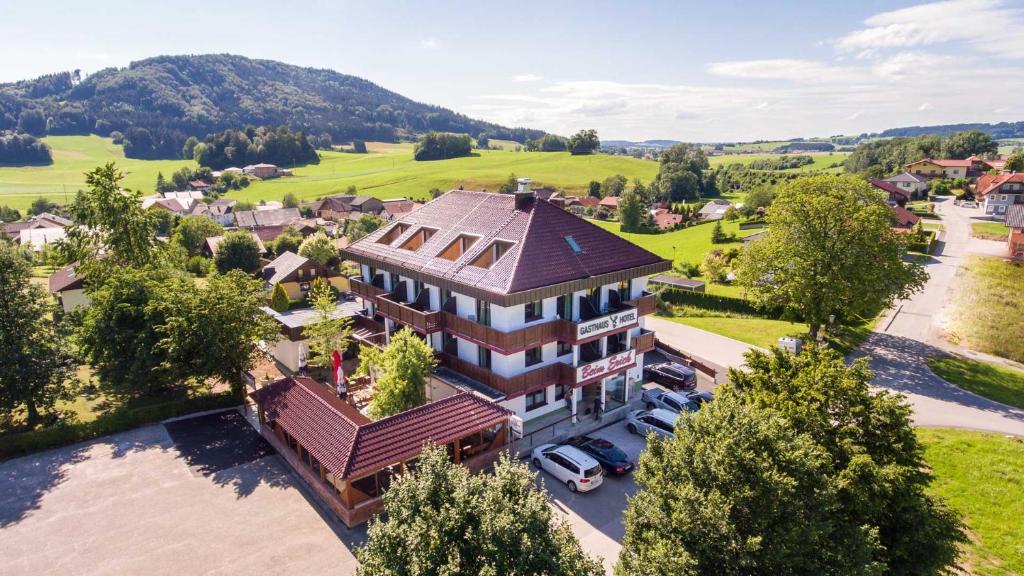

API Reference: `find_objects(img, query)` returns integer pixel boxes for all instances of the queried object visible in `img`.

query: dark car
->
[643,362,697,391]
[567,435,633,476]
[686,390,714,406]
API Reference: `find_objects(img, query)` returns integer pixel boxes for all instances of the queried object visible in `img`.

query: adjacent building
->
[697,199,731,220]
[869,178,911,206]
[342,185,668,421]
[975,173,1024,220]
[48,264,89,313]
[1007,204,1024,261]
[884,172,930,198]
[905,157,995,181]
[262,251,349,300]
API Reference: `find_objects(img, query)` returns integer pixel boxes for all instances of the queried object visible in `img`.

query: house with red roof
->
[975,173,1024,220]
[905,157,996,181]
[342,181,668,422]
[890,205,920,229]
[598,195,619,211]
[250,376,511,526]
[651,208,683,230]
[869,178,911,206]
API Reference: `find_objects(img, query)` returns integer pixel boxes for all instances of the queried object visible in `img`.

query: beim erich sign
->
[577,349,635,382]
[575,308,638,340]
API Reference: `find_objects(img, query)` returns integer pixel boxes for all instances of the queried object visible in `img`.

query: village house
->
[651,208,683,230]
[905,157,998,181]
[262,251,349,301]
[3,212,71,249]
[243,163,284,179]
[187,180,211,193]
[380,198,422,221]
[259,298,370,372]
[310,195,356,220]
[890,205,920,229]
[342,183,667,422]
[1007,204,1024,260]
[188,198,237,226]
[597,196,619,212]
[869,178,911,206]
[48,264,89,313]
[349,196,385,216]
[975,173,1024,220]
[883,172,930,198]
[249,376,511,527]
[234,207,303,242]
[697,199,731,220]
[203,232,267,258]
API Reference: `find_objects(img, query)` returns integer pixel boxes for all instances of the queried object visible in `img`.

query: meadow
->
[707,151,849,173]
[0,135,196,210]
[949,256,1024,363]
[587,218,762,264]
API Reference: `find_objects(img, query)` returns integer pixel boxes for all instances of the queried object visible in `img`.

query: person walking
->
[593,396,602,421]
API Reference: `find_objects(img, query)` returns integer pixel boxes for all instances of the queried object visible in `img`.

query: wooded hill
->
[0,54,543,159]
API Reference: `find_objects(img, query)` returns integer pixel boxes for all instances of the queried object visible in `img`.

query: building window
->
[475,299,491,327]
[526,388,547,411]
[524,300,543,322]
[556,294,572,320]
[525,346,542,367]
[398,227,437,251]
[557,341,572,357]
[555,383,566,402]
[437,234,480,261]
[617,280,630,302]
[478,346,492,369]
[469,239,514,269]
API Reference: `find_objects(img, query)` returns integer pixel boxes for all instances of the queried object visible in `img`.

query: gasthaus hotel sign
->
[577,349,636,382]
[575,308,638,340]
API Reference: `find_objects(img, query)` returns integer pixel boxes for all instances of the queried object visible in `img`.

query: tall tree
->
[298,230,337,266]
[1004,151,1024,172]
[0,243,76,425]
[214,230,262,274]
[736,175,927,339]
[346,214,385,242]
[567,129,600,155]
[301,278,352,371]
[618,185,646,233]
[726,346,966,575]
[355,327,435,419]
[941,130,998,159]
[617,396,871,576]
[171,215,223,256]
[357,445,603,576]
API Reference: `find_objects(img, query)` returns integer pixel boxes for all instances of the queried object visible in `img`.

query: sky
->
[2,0,1023,142]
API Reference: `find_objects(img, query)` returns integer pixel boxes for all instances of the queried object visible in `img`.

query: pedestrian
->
[593,396,602,421]
[564,388,572,410]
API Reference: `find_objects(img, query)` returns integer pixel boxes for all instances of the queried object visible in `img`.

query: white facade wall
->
[57,289,90,313]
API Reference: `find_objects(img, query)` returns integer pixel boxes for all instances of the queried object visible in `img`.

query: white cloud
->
[753,101,769,110]
[919,102,934,111]
[420,38,438,50]
[512,74,543,82]
[837,0,1024,59]
[845,110,864,121]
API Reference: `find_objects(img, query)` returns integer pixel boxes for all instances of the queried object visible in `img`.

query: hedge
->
[0,392,241,461]
[658,287,783,318]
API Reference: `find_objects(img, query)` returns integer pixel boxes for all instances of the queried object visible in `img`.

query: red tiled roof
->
[48,264,84,293]
[976,173,1024,198]
[652,209,683,229]
[250,377,510,478]
[577,197,600,208]
[869,178,910,198]
[891,205,919,227]
[342,190,668,296]
[598,196,619,208]
[908,158,973,168]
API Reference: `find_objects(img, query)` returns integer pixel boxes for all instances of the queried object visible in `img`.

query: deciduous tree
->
[736,175,927,339]
[357,445,603,576]
[171,215,223,256]
[567,129,600,155]
[355,327,435,419]
[301,278,352,371]
[298,230,337,266]
[214,230,261,274]
[346,214,385,242]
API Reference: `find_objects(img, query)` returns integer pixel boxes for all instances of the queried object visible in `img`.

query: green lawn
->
[707,152,849,173]
[0,135,197,210]
[950,257,1024,363]
[918,428,1024,576]
[587,219,762,265]
[928,356,1024,410]
[662,314,805,348]
[971,221,1011,241]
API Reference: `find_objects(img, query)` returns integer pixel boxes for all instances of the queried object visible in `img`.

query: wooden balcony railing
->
[376,296,443,334]
[441,312,572,353]
[631,329,656,354]
[625,292,657,316]
[438,353,572,397]
[350,277,387,300]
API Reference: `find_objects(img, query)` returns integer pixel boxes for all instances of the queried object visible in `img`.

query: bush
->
[186,255,212,276]
[659,288,783,318]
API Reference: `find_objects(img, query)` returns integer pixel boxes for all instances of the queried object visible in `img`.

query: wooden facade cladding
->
[631,329,656,354]
[350,276,387,300]
[442,312,570,353]
[625,293,657,316]
[438,352,573,398]
[375,295,443,333]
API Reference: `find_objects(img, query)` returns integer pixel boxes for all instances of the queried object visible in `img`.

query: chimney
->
[515,177,534,210]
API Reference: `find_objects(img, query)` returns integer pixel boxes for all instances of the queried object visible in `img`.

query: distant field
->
[997,138,1023,155]
[232,144,661,204]
[0,136,196,210]
[719,141,791,152]
[587,218,763,264]
[707,152,849,173]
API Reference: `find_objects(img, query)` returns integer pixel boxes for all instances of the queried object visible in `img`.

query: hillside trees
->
[942,130,998,159]
[214,231,262,274]
[171,216,223,257]
[657,143,709,202]
[736,175,927,339]
[357,446,603,576]
[0,131,53,166]
[298,230,337,266]
[346,214,385,241]
[568,129,600,155]
[413,131,473,161]
[194,125,319,169]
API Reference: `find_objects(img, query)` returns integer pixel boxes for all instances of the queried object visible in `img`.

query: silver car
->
[625,408,677,438]
[641,388,700,414]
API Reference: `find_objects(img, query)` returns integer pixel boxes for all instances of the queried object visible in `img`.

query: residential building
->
[262,251,349,301]
[234,207,302,231]
[975,173,1024,220]
[651,208,683,230]
[380,198,422,221]
[188,198,236,226]
[342,186,668,421]
[146,198,187,215]
[883,172,929,198]
[249,376,511,527]
[3,212,70,242]
[243,163,282,179]
[260,300,370,371]
[203,233,267,258]
[598,196,619,212]
[869,178,911,206]
[890,205,920,229]
[697,199,731,220]
[1007,204,1024,261]
[48,264,89,313]
[310,195,356,220]
[18,227,66,250]
[187,180,211,193]
[349,196,385,215]
[905,158,989,180]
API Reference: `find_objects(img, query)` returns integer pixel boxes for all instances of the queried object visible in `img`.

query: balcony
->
[438,353,572,398]
[631,329,656,354]
[441,312,571,353]
[350,276,387,300]
[376,295,443,334]
[624,292,657,316]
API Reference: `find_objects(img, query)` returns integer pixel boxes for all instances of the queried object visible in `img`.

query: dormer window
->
[398,227,437,251]
[437,234,480,261]
[377,223,409,245]
[470,240,514,269]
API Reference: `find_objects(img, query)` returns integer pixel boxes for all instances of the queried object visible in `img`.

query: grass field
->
[707,151,849,173]
[949,257,1024,363]
[928,356,1024,410]
[0,135,197,211]
[918,428,1024,576]
[587,218,763,264]
[663,315,804,349]
[971,221,1011,241]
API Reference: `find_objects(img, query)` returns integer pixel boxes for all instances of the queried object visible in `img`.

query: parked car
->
[642,388,700,414]
[566,435,633,476]
[961,200,979,208]
[531,444,604,492]
[686,390,714,406]
[643,362,697,390]
[625,408,677,439]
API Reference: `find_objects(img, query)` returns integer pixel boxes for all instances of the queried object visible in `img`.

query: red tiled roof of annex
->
[976,173,1024,198]
[250,377,510,478]
[341,190,667,296]
[869,178,910,198]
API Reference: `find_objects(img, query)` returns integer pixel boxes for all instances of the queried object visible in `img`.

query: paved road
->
[858,198,1024,436]
[645,315,762,378]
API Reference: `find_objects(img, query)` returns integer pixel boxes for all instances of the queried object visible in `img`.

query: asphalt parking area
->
[164,409,275,476]
[533,420,647,574]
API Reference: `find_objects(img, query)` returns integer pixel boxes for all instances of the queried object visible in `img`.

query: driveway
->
[645,315,762,376]
[0,409,363,576]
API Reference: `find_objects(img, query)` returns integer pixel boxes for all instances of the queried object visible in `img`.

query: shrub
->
[186,255,212,276]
